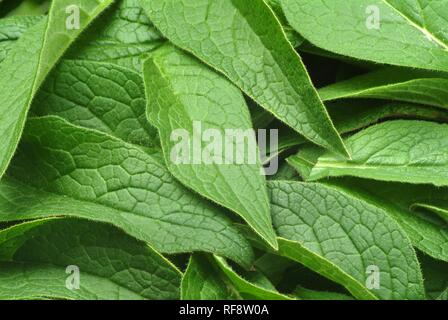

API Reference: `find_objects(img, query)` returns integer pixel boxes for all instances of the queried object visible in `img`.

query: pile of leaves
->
[0,0,447,300]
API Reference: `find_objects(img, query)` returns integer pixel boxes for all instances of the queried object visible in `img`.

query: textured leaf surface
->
[33,59,158,147]
[213,256,292,300]
[182,254,291,300]
[0,116,254,267]
[268,181,425,300]
[279,101,448,154]
[140,0,348,156]
[143,45,277,249]
[308,121,448,186]
[319,68,448,110]
[0,219,181,300]
[181,254,238,300]
[326,179,448,263]
[282,0,448,72]
[0,0,113,179]
[0,15,43,64]
[68,0,165,71]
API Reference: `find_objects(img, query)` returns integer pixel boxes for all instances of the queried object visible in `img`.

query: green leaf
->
[0,116,254,267]
[279,101,448,163]
[0,0,114,179]
[282,0,448,72]
[143,45,277,249]
[140,0,349,157]
[33,59,158,147]
[414,203,448,223]
[181,254,292,300]
[253,253,296,286]
[268,181,425,300]
[181,254,239,300]
[67,0,165,71]
[268,162,298,181]
[213,256,292,300]
[319,67,448,110]
[308,120,448,186]
[0,15,43,64]
[5,0,50,17]
[287,145,323,180]
[293,286,354,300]
[264,0,303,48]
[0,218,181,300]
[324,179,448,263]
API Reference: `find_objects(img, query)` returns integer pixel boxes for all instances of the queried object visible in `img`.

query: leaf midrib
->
[382,0,448,50]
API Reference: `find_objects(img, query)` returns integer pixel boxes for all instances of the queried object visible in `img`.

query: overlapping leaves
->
[0,0,447,301]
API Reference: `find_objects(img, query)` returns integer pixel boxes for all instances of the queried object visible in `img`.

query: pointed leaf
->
[268,181,425,300]
[1,116,254,267]
[282,0,448,72]
[0,0,114,179]
[143,45,277,249]
[308,120,448,186]
[0,218,181,300]
[139,0,348,156]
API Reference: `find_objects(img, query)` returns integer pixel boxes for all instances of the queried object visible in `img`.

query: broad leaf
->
[213,256,292,300]
[265,0,303,48]
[273,101,448,159]
[181,254,239,300]
[319,67,448,110]
[0,218,181,300]
[0,0,113,179]
[268,181,425,300]
[0,116,254,267]
[143,45,277,249]
[282,0,448,72]
[140,0,348,156]
[308,120,448,186]
[181,254,292,300]
[33,59,158,147]
[325,179,448,263]
[68,0,165,71]
[0,15,43,63]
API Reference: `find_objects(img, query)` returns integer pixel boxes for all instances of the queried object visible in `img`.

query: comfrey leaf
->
[0,218,181,300]
[325,179,448,263]
[181,254,240,300]
[213,256,292,300]
[143,45,277,249]
[282,0,448,72]
[0,116,254,267]
[0,15,43,64]
[139,0,349,157]
[181,254,292,300]
[0,0,114,179]
[33,59,158,147]
[307,120,448,186]
[319,67,448,110]
[268,181,425,300]
[67,0,165,71]
[275,101,448,156]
